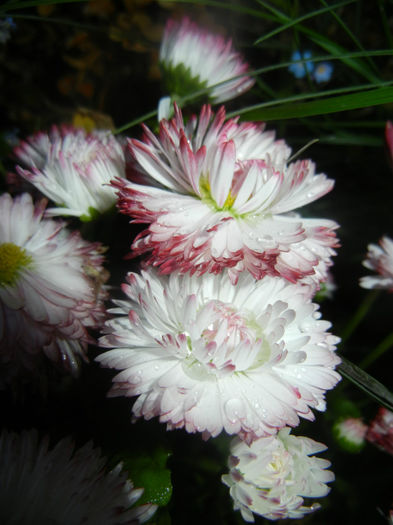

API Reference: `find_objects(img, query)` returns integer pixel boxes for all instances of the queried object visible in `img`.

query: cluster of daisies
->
[1,15,392,524]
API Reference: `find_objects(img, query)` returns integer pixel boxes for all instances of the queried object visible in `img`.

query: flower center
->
[199,176,235,212]
[182,300,271,380]
[0,242,32,286]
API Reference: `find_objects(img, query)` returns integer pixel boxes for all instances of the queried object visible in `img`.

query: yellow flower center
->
[199,176,235,212]
[0,243,32,286]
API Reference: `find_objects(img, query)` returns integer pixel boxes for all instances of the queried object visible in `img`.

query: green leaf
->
[338,356,393,412]
[238,86,393,121]
[116,447,173,507]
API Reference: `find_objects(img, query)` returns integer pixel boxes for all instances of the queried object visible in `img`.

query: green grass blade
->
[319,0,379,76]
[338,356,393,413]
[254,0,356,45]
[237,86,393,121]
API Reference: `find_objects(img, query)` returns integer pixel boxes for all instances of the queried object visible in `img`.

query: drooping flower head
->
[0,428,157,524]
[115,104,339,286]
[359,236,393,291]
[222,428,334,522]
[97,268,340,442]
[159,17,255,103]
[14,125,126,220]
[0,192,108,384]
[366,407,393,456]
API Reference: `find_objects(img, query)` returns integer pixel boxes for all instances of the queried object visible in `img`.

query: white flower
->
[115,104,339,285]
[97,268,340,441]
[359,236,393,291]
[14,125,126,220]
[333,417,367,453]
[0,192,108,382]
[160,17,255,103]
[222,428,334,522]
[0,428,157,524]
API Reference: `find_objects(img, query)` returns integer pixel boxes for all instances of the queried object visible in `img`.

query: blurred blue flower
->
[313,61,334,83]
[0,17,16,44]
[288,50,314,79]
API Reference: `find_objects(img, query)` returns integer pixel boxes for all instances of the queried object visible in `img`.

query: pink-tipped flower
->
[14,125,126,220]
[0,193,108,383]
[97,268,340,442]
[115,104,339,285]
[333,417,367,453]
[0,428,157,524]
[366,407,393,456]
[222,428,334,522]
[160,17,255,103]
[359,236,393,291]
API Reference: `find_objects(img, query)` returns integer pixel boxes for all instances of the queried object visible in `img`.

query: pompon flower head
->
[14,125,126,220]
[222,428,334,522]
[366,407,393,456]
[359,236,393,291]
[97,268,341,442]
[159,17,255,103]
[114,104,339,286]
[0,192,108,383]
[0,428,157,524]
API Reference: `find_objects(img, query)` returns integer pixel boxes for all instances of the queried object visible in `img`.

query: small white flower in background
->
[359,236,393,291]
[0,428,157,524]
[222,427,334,522]
[159,17,255,103]
[333,417,367,453]
[97,267,340,442]
[0,193,108,383]
[115,104,338,286]
[14,125,126,220]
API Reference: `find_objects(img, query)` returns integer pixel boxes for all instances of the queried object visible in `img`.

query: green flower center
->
[0,243,32,286]
[199,176,236,213]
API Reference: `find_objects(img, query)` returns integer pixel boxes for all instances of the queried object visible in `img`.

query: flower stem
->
[339,289,380,343]
[359,331,393,370]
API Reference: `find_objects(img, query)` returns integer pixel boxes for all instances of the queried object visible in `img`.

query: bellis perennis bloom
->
[115,104,339,286]
[366,407,393,456]
[97,268,340,442]
[0,428,157,524]
[14,125,126,220]
[0,193,108,382]
[160,17,255,103]
[222,428,334,522]
[359,236,393,291]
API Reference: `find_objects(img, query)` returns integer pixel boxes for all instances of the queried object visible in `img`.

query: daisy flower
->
[0,428,157,524]
[97,268,340,442]
[333,417,367,453]
[14,125,126,220]
[222,428,334,522]
[366,407,393,456]
[0,192,108,382]
[359,236,393,291]
[159,16,255,103]
[115,104,339,285]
